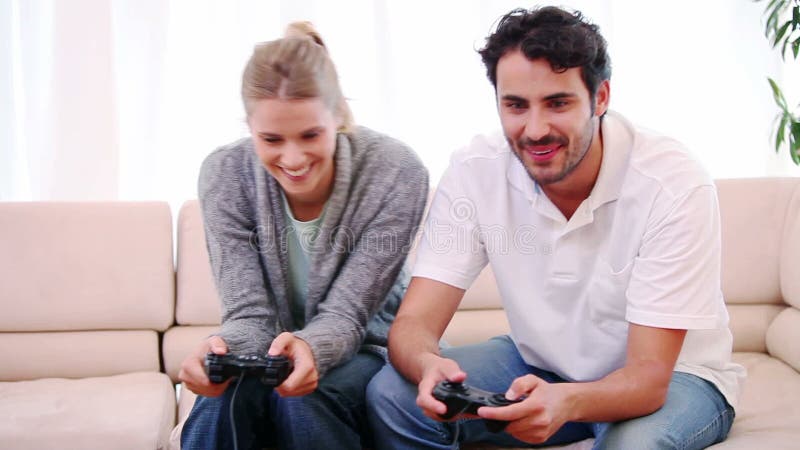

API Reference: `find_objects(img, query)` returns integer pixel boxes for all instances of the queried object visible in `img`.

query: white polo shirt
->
[413,111,745,409]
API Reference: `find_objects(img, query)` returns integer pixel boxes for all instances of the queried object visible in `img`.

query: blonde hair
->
[242,22,354,132]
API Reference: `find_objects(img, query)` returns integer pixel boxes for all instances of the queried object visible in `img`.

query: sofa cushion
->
[162,325,220,383]
[0,202,174,332]
[707,352,800,449]
[1,330,160,381]
[0,372,176,450]
[716,179,796,306]
[766,307,800,372]
[726,304,784,353]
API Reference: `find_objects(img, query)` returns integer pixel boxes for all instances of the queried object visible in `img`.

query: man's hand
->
[415,353,468,421]
[179,335,230,397]
[478,374,571,444]
[268,331,319,397]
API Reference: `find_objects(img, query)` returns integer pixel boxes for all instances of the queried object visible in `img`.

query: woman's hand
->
[178,335,230,397]
[268,332,319,397]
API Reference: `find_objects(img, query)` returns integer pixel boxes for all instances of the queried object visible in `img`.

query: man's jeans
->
[367,335,734,449]
[181,352,384,450]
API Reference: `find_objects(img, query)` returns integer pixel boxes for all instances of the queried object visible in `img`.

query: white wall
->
[1,0,797,207]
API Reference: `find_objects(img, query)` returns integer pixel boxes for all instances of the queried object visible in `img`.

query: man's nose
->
[522,110,550,142]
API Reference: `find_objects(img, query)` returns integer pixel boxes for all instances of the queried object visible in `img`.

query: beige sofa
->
[0,202,177,449]
[2,177,799,449]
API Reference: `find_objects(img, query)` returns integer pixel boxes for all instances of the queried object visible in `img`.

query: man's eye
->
[506,102,525,110]
[263,137,282,144]
[550,100,568,108]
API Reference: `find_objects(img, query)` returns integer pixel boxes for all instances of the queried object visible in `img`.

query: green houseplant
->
[759,0,800,165]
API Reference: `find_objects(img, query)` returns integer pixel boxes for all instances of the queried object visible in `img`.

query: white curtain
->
[2,0,797,207]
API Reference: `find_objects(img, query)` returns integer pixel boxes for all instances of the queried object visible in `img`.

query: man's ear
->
[594,80,610,117]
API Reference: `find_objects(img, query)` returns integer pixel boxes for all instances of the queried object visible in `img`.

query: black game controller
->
[432,380,522,432]
[205,353,293,387]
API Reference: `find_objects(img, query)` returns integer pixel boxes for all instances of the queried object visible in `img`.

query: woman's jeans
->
[181,352,384,450]
[366,335,735,450]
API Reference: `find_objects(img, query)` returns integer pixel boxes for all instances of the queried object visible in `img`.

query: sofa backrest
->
[176,201,220,326]
[717,178,798,365]
[732,178,800,371]
[0,202,174,381]
[768,184,800,371]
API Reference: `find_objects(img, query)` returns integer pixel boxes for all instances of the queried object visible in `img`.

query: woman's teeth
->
[283,165,311,177]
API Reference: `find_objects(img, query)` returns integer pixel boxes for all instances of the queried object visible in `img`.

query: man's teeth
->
[533,149,553,155]
[283,166,311,177]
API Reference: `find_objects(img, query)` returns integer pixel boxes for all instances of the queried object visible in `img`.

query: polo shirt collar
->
[506,148,538,202]
[586,110,634,211]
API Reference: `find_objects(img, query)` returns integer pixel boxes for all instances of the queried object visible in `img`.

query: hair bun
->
[284,21,326,48]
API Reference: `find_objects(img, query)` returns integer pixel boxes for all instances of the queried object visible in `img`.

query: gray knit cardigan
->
[198,126,429,376]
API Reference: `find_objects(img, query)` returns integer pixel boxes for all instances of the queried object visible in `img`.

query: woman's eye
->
[263,137,282,144]
[302,132,319,140]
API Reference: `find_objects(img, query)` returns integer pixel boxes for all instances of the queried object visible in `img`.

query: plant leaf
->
[781,29,793,57]
[768,78,789,110]
[786,121,800,164]
[765,0,782,20]
[776,114,788,152]
[791,121,800,151]
[793,36,800,58]
[793,5,800,29]
[766,5,782,36]
[774,21,791,47]
[764,0,780,13]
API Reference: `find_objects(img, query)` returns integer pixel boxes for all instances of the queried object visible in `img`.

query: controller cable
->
[449,420,461,448]
[447,404,470,448]
[229,374,245,450]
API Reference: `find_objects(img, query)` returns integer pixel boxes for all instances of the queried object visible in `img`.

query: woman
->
[178,22,428,450]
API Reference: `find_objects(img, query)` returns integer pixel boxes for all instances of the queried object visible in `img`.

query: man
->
[366,6,745,449]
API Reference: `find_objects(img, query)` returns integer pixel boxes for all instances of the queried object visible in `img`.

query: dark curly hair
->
[478,6,611,100]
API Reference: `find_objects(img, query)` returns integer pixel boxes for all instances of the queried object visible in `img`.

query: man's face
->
[496,50,608,186]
